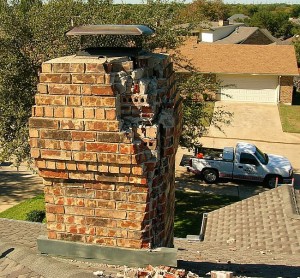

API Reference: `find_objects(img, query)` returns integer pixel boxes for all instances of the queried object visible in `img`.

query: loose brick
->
[40,73,71,83]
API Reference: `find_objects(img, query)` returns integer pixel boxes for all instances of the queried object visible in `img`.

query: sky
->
[113,0,300,4]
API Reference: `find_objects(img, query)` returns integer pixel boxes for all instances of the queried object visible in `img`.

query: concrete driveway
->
[201,101,300,181]
[0,163,43,213]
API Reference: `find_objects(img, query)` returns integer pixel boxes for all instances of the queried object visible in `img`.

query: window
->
[240,153,259,165]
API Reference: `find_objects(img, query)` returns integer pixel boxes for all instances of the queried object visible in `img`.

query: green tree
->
[0,0,227,164]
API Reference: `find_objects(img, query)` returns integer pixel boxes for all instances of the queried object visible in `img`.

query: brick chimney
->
[29,25,182,266]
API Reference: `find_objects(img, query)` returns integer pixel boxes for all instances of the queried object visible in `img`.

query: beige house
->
[176,38,299,104]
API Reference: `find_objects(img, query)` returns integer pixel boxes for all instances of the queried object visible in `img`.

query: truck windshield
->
[255,147,268,165]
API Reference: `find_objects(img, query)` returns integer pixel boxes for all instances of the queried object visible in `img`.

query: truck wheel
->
[202,169,218,184]
[265,175,282,188]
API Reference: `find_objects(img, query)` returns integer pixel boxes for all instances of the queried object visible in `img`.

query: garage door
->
[217,74,279,103]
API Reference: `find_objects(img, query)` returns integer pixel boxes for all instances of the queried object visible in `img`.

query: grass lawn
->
[0,194,45,221]
[278,90,300,133]
[175,190,239,237]
[278,104,300,133]
[0,190,239,237]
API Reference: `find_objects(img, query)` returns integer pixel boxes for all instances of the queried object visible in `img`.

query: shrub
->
[26,210,45,222]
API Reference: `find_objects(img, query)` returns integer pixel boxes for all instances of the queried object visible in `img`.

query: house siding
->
[279,76,293,104]
[242,30,274,45]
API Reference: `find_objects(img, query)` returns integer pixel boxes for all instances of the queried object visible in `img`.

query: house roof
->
[213,26,258,44]
[227,13,249,22]
[176,38,299,76]
[204,185,300,255]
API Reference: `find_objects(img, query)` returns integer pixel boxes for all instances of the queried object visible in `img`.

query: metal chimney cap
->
[66,25,154,36]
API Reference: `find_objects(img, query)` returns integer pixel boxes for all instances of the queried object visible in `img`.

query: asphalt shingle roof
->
[176,38,299,76]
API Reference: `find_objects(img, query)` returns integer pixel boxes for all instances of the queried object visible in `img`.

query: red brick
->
[105,109,117,120]
[117,220,143,230]
[95,108,105,120]
[48,223,66,232]
[116,202,147,212]
[42,63,52,73]
[44,107,54,117]
[71,131,96,141]
[67,96,81,106]
[86,121,119,132]
[119,144,136,154]
[73,152,97,162]
[86,142,118,153]
[85,63,105,73]
[48,84,81,95]
[60,141,84,151]
[54,107,64,118]
[47,161,56,169]
[37,84,48,94]
[84,108,95,119]
[128,193,148,203]
[132,166,144,175]
[82,96,116,107]
[40,73,71,83]
[91,85,115,96]
[73,107,84,118]
[72,74,104,84]
[77,163,87,171]
[94,238,116,246]
[41,130,72,140]
[48,231,57,239]
[36,95,66,106]
[120,166,131,174]
[64,206,94,216]
[60,120,84,130]
[40,169,68,179]
[56,161,66,170]
[85,217,116,227]
[35,159,46,168]
[95,209,126,219]
[29,129,39,138]
[116,238,143,249]
[46,204,65,214]
[66,162,77,170]
[69,172,94,180]
[41,150,72,160]
[30,148,40,158]
[29,118,59,129]
[33,106,44,117]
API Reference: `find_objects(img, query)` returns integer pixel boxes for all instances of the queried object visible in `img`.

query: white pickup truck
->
[187,142,293,188]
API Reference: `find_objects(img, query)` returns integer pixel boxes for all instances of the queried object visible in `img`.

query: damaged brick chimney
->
[29,25,182,266]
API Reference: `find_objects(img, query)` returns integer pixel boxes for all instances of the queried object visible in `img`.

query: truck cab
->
[188,142,293,187]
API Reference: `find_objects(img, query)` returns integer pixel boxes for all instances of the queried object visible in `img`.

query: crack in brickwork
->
[29,51,182,249]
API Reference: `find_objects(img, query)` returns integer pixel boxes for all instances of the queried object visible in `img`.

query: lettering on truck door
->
[233,152,263,182]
